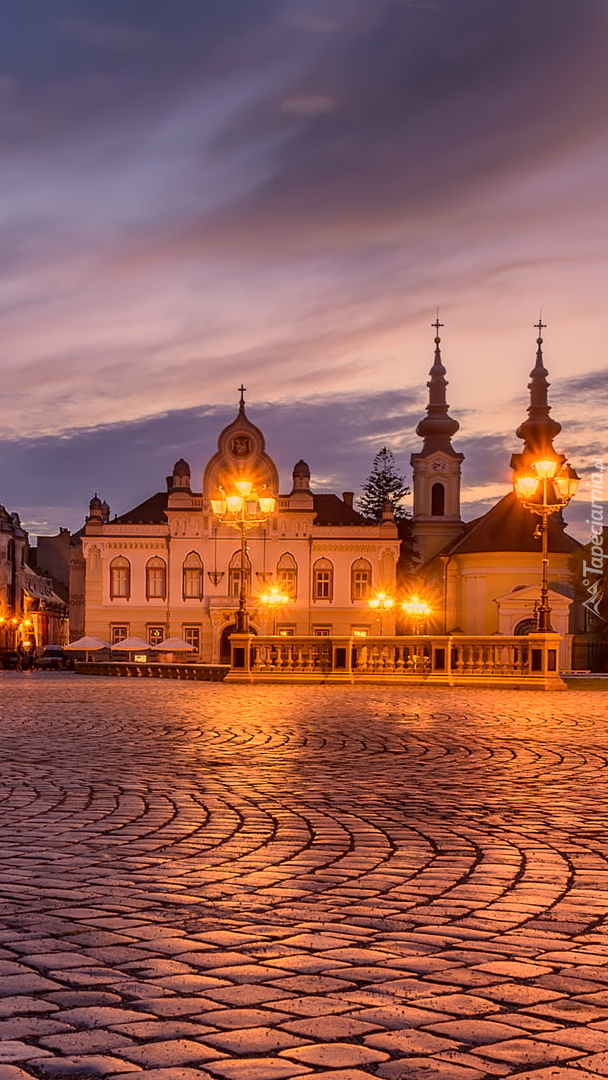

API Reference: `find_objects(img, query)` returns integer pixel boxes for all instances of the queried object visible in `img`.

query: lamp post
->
[210,480,276,633]
[514,458,579,632]
[401,595,432,635]
[368,591,394,636]
[259,585,289,635]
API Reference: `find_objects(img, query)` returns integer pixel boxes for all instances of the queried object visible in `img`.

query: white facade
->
[81,402,400,661]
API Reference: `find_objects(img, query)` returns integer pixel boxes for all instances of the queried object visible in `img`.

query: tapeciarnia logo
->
[583,460,606,622]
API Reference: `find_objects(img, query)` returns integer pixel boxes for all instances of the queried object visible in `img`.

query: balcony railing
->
[226,633,565,689]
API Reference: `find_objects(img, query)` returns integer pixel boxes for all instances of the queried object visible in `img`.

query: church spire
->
[511,321,563,470]
[415,319,460,455]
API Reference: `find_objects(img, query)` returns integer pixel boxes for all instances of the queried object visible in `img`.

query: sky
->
[0,0,606,544]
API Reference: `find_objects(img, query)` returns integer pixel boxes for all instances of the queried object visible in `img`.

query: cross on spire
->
[238,384,246,407]
[534,317,546,340]
[432,316,443,339]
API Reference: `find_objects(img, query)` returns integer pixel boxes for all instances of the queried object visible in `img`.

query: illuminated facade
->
[0,502,28,650]
[80,395,400,661]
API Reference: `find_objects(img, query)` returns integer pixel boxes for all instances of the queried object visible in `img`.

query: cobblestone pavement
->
[1,676,608,1080]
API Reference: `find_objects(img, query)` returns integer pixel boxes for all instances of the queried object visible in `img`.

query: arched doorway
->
[220,623,257,664]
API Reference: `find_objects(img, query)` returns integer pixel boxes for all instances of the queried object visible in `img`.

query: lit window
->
[183,626,201,654]
[110,557,130,599]
[148,625,165,646]
[146,557,167,600]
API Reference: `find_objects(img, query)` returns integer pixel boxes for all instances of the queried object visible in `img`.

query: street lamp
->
[514,458,579,631]
[369,591,394,636]
[210,480,276,633]
[259,585,289,635]
[401,595,433,635]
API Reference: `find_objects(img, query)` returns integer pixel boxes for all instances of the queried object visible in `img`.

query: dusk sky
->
[1,0,606,543]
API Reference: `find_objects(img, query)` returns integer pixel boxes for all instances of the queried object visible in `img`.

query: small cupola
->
[170,458,191,493]
[292,459,311,492]
[87,494,104,523]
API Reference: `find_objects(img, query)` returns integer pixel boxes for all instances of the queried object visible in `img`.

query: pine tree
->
[357,447,410,522]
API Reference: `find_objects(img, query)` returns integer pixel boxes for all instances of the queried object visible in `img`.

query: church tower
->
[410,321,464,563]
[510,321,565,474]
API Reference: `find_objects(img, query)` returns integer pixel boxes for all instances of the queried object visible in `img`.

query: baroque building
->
[80,392,400,660]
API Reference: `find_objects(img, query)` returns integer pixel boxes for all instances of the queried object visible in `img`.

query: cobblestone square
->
[0,673,608,1078]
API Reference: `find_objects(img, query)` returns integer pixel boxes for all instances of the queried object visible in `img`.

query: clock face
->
[431,458,447,472]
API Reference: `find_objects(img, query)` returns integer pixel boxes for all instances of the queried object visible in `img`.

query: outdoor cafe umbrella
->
[109,636,150,653]
[64,636,110,661]
[149,637,195,652]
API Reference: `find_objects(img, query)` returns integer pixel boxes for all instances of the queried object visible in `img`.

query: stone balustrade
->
[226,632,565,689]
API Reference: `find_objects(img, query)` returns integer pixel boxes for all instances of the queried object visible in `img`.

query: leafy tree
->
[357,446,410,522]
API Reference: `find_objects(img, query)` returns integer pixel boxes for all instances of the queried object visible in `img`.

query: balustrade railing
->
[228,633,563,686]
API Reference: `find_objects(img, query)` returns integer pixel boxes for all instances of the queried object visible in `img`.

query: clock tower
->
[411,322,464,563]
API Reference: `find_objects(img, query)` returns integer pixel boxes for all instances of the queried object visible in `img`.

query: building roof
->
[435,491,581,558]
[312,494,368,526]
[114,493,168,525]
[108,491,371,528]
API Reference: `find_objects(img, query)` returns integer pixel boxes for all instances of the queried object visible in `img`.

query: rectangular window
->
[147,569,166,599]
[147,626,165,646]
[183,568,203,599]
[314,571,332,599]
[183,626,201,654]
[312,625,331,636]
[278,569,297,598]
[352,571,371,600]
[351,626,369,637]
[111,625,128,645]
[277,624,296,637]
[111,568,129,598]
[229,568,250,597]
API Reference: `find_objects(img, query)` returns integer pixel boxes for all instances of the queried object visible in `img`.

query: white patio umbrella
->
[64,636,110,662]
[109,636,150,653]
[149,637,196,652]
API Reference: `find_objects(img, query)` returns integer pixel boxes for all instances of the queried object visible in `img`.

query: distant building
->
[0,502,28,650]
[0,504,68,652]
[80,394,400,661]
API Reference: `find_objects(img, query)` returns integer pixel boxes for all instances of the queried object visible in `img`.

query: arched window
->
[351,558,372,601]
[514,618,537,635]
[431,482,445,516]
[229,549,251,597]
[182,551,203,599]
[277,552,298,598]
[110,556,131,599]
[313,557,334,601]
[146,556,167,600]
